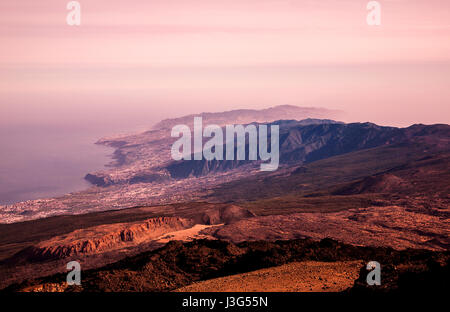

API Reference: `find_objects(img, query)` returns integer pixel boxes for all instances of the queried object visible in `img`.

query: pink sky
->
[1,0,449,127]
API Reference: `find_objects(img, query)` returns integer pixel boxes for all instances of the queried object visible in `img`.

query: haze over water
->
[1,1,449,204]
[0,123,112,205]
[0,93,171,205]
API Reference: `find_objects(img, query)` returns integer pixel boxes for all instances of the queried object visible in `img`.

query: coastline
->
[0,133,115,208]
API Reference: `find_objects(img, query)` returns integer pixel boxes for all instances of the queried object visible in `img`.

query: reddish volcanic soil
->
[25,217,193,261]
[203,205,450,251]
[175,261,363,292]
[5,239,449,293]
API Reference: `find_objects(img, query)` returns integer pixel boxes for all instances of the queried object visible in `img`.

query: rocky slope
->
[13,217,193,262]
[202,206,449,251]
[332,173,408,195]
[0,203,261,289]
[192,204,256,225]
[5,238,449,293]
[175,261,363,292]
[4,204,256,263]
[166,122,450,179]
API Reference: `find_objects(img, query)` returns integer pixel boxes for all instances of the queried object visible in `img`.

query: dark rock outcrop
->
[5,238,449,292]
[192,205,256,225]
[9,217,193,262]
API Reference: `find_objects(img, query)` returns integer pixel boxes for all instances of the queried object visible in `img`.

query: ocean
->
[0,123,114,205]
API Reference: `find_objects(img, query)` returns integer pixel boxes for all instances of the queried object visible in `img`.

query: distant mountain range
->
[167,121,450,179]
[1,105,448,225]
[153,105,342,130]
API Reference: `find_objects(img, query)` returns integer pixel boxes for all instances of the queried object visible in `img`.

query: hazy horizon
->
[1,0,450,129]
[1,0,450,204]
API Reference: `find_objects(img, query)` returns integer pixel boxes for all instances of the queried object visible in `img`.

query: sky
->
[1,0,450,129]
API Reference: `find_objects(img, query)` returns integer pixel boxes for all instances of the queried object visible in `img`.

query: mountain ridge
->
[166,122,450,179]
[153,105,342,130]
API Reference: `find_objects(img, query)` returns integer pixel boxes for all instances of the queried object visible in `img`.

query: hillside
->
[175,261,363,292]
[166,122,449,179]
[4,239,449,293]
